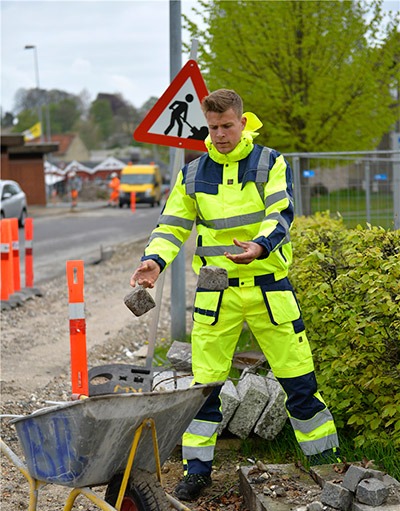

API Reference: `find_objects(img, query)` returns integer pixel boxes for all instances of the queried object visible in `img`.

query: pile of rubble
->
[239,462,400,511]
[153,340,287,440]
[318,465,399,511]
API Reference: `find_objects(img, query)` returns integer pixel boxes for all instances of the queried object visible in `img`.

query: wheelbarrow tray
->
[11,384,216,488]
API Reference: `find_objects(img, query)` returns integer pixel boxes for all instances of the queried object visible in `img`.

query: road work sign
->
[134,59,209,152]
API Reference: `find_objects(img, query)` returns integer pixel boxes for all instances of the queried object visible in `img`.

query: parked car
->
[0,179,28,227]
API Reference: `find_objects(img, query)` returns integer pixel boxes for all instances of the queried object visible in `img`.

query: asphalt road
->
[18,202,163,284]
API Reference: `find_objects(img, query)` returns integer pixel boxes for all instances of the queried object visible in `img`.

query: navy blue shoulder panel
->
[240,144,282,185]
[182,153,222,195]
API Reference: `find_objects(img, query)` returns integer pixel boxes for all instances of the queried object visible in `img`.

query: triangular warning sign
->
[134,59,209,152]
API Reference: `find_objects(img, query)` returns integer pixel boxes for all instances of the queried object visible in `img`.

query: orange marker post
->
[10,218,21,292]
[24,218,34,288]
[130,191,136,213]
[0,220,13,301]
[66,260,89,397]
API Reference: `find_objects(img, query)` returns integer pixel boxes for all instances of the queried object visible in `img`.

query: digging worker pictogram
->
[164,93,193,137]
[130,89,341,502]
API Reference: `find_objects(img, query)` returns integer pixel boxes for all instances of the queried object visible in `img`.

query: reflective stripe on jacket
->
[143,143,294,281]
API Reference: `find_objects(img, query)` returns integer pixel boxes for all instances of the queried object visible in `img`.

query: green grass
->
[311,189,394,229]
[237,424,400,480]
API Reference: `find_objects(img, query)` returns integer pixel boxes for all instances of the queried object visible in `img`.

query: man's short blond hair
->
[201,89,243,118]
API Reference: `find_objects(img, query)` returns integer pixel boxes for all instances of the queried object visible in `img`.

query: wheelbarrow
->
[1,383,218,511]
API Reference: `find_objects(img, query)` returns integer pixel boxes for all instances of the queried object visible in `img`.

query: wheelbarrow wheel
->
[105,470,170,511]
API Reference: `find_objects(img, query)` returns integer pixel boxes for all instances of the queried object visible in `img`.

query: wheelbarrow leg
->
[1,437,46,511]
[64,487,116,511]
[115,418,162,509]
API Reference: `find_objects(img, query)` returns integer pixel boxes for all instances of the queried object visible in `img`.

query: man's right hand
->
[130,260,161,289]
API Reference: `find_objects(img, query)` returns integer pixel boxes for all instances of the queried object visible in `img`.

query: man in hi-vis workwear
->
[130,89,340,501]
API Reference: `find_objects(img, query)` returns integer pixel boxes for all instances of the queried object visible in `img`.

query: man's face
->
[205,108,247,154]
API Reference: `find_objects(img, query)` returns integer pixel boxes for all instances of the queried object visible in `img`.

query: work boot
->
[308,447,342,465]
[174,473,212,501]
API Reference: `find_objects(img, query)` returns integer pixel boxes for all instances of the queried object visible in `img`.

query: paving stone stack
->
[319,465,399,511]
[240,462,400,511]
[164,340,287,441]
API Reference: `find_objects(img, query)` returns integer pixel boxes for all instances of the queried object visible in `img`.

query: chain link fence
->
[286,145,400,230]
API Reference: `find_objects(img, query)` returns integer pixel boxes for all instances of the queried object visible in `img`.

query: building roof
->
[29,133,80,156]
[93,156,126,172]
[1,134,58,154]
[65,160,94,174]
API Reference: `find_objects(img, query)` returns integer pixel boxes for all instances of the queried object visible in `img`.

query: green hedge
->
[290,212,400,450]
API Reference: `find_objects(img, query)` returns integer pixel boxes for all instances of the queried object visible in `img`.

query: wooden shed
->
[1,134,58,206]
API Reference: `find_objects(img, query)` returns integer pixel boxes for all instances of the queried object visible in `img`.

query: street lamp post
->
[24,44,44,142]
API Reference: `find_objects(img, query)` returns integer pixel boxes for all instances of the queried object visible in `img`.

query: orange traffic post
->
[66,260,89,397]
[10,218,21,292]
[0,220,13,301]
[24,218,34,288]
[130,191,136,213]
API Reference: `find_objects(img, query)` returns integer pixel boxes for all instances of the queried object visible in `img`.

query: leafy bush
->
[290,212,400,450]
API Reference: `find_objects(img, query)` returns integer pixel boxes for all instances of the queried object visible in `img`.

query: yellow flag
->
[23,122,42,142]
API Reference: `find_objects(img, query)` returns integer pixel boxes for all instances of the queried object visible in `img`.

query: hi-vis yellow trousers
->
[182,278,339,475]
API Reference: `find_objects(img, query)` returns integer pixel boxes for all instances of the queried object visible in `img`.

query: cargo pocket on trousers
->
[262,289,305,333]
[193,289,224,326]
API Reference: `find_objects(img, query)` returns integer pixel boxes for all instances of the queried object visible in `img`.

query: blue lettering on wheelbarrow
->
[20,417,87,484]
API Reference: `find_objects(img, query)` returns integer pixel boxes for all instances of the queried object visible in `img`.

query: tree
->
[11,109,38,133]
[89,98,115,143]
[184,0,400,153]
[49,98,82,133]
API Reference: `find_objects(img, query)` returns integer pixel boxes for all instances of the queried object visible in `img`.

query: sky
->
[0,0,204,114]
[1,0,399,116]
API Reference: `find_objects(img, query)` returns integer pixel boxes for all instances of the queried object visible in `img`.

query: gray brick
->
[217,380,240,435]
[124,286,155,316]
[197,265,229,290]
[152,370,193,391]
[228,372,269,439]
[356,478,389,507]
[321,481,353,510]
[166,340,192,371]
[353,503,400,511]
[254,371,287,440]
[343,465,372,492]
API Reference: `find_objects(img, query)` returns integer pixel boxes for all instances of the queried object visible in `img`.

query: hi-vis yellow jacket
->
[142,137,294,284]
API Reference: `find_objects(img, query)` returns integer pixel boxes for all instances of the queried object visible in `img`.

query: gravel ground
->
[0,234,249,510]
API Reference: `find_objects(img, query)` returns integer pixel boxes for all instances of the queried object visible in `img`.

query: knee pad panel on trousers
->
[278,372,326,420]
[193,383,223,422]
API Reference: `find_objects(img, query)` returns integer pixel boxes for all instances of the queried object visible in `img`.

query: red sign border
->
[134,59,209,152]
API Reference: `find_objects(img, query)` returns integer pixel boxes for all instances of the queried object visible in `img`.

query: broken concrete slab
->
[152,370,193,391]
[254,371,287,440]
[217,379,240,435]
[166,340,192,372]
[228,372,269,439]
[240,462,400,511]
[239,463,322,511]
[352,503,400,511]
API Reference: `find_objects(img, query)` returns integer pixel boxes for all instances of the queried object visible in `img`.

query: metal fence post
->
[365,160,371,224]
[292,155,303,217]
[391,133,400,230]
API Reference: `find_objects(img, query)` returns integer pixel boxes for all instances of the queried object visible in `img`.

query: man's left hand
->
[224,238,264,264]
